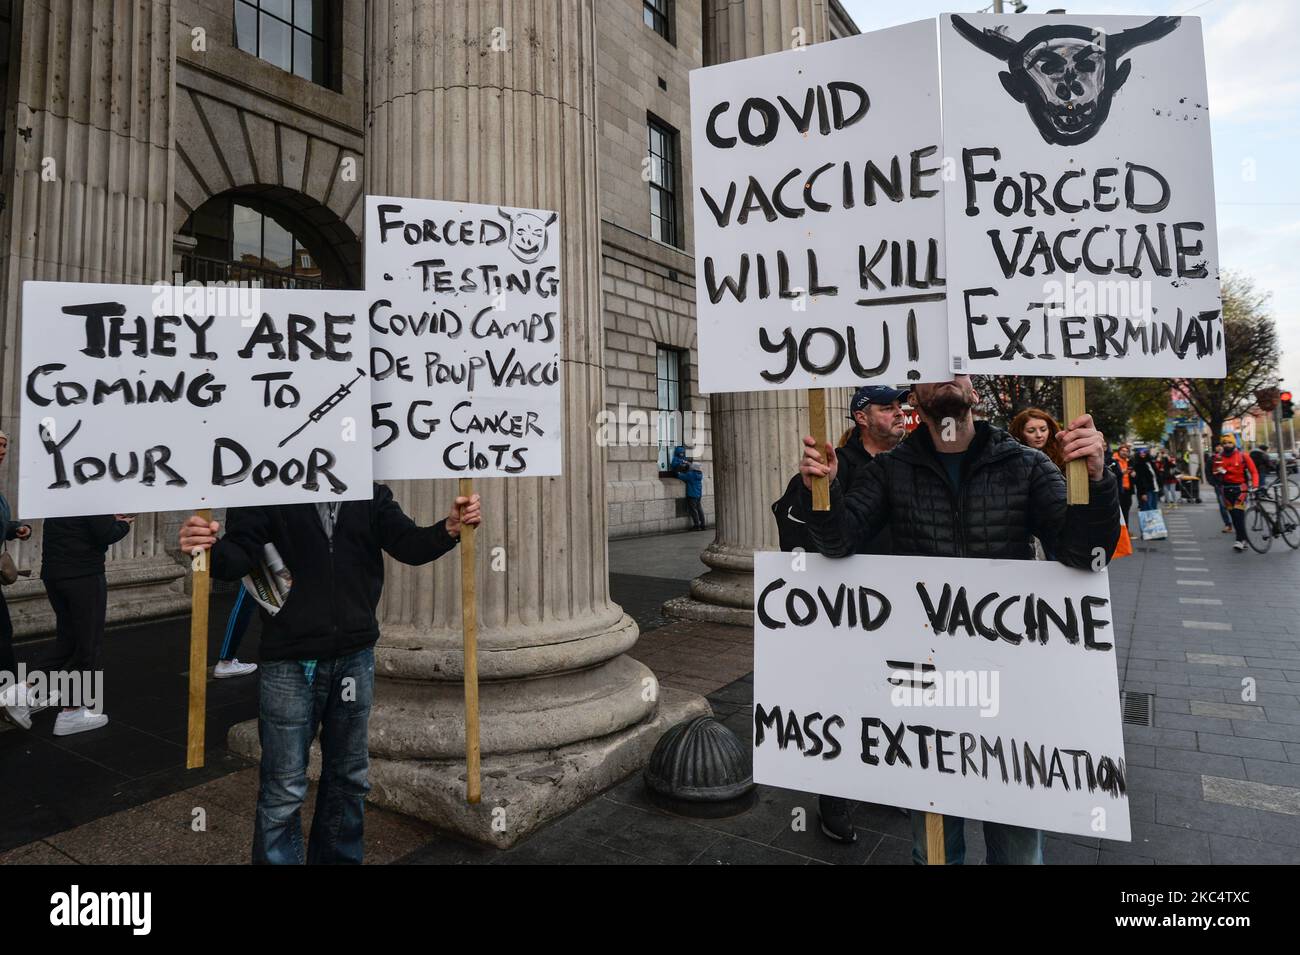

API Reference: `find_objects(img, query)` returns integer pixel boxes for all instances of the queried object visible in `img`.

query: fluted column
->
[0,0,188,632]
[665,0,845,626]
[356,0,708,845]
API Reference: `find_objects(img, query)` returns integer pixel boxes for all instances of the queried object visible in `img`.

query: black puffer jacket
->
[40,516,131,582]
[794,422,1120,565]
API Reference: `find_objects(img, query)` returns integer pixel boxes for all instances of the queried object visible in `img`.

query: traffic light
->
[1282,390,1294,420]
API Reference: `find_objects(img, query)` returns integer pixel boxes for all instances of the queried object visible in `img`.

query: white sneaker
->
[53,707,108,736]
[2,702,32,730]
[213,659,258,679]
[1233,541,1246,552]
[0,681,31,708]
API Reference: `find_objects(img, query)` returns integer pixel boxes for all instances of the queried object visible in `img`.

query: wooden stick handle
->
[809,388,830,512]
[459,478,482,804]
[186,508,212,770]
[1063,377,1089,505]
[925,811,946,866]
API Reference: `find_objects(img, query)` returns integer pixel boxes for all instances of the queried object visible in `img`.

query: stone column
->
[664,0,847,626]
[0,0,188,634]
[358,0,708,847]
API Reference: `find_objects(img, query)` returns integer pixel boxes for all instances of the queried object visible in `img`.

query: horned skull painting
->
[949,15,1181,147]
[500,207,557,264]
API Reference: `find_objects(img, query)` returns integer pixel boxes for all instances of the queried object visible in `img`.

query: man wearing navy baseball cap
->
[771,382,910,844]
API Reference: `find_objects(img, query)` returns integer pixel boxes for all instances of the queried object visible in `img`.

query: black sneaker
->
[817,795,857,843]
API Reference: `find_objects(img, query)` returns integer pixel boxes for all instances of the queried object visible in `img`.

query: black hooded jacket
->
[793,422,1120,565]
[772,433,892,555]
[210,483,458,661]
[40,516,132,581]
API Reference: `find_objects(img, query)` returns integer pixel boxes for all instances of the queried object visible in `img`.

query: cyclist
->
[1213,437,1259,552]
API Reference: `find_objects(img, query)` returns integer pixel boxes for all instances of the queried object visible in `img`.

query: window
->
[642,0,673,42]
[657,346,686,472]
[647,116,680,247]
[181,196,333,288]
[235,0,331,87]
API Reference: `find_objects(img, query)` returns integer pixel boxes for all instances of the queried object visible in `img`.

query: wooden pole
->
[925,811,946,865]
[809,388,831,511]
[1063,377,1089,505]
[459,477,482,804]
[185,508,212,770]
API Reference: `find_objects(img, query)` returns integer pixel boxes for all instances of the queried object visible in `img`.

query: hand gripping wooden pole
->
[809,388,831,511]
[459,478,482,804]
[1063,377,1089,505]
[186,508,212,770]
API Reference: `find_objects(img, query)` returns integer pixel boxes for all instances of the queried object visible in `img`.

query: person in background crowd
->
[214,587,258,679]
[670,445,706,531]
[0,431,36,729]
[1158,449,1181,506]
[1206,446,1233,533]
[1181,449,1202,503]
[1132,447,1159,511]
[30,513,133,735]
[1009,408,1066,472]
[1250,444,1273,488]
[1213,437,1259,552]
[1108,443,1135,529]
[180,484,481,865]
[772,383,910,844]
[796,374,1120,864]
[1009,408,1066,560]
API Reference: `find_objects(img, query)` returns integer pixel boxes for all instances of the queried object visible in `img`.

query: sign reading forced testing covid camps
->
[689,20,950,393]
[939,14,1223,378]
[753,552,1132,841]
[18,282,372,518]
[364,196,563,480]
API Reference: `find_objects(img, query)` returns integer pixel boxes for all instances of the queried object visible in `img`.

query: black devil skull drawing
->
[500,207,557,264]
[949,15,1181,147]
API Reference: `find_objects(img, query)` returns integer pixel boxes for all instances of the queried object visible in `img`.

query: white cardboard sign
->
[753,552,1132,841]
[689,20,950,393]
[364,196,563,479]
[19,282,372,518]
[939,14,1223,378]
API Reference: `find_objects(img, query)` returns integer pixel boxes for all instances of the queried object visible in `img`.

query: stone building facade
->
[0,0,854,842]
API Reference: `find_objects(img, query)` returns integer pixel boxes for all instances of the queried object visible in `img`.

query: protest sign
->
[364,195,563,480]
[18,282,372,518]
[939,14,1222,379]
[689,19,950,393]
[753,551,1131,841]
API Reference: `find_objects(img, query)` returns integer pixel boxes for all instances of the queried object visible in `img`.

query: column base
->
[227,687,711,848]
[662,541,755,626]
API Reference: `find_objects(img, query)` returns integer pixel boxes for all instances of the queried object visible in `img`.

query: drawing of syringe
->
[278,368,367,448]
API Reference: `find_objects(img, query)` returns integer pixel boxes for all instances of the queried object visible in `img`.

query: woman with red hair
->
[1009,408,1066,472]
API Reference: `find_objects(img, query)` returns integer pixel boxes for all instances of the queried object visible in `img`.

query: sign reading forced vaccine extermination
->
[939,14,1223,378]
[364,196,563,479]
[689,20,950,393]
[18,283,372,518]
[753,553,1132,841]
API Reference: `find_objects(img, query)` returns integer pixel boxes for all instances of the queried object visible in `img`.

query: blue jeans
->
[910,812,1044,865]
[253,648,375,865]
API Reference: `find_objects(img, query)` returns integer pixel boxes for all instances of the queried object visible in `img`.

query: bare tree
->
[973,376,1062,428]
[1168,271,1278,441]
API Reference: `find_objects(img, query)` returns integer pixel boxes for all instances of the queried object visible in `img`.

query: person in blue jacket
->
[670,446,706,530]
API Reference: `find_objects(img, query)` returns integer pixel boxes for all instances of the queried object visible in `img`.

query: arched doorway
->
[176,186,361,290]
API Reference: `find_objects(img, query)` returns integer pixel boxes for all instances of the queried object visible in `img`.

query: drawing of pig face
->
[500,208,557,264]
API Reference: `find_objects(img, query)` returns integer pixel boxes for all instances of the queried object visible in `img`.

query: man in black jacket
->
[179,484,481,864]
[796,375,1119,864]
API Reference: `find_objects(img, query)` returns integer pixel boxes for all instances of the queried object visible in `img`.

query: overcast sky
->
[839,0,1300,395]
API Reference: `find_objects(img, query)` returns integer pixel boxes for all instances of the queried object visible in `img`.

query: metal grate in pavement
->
[1122,690,1154,726]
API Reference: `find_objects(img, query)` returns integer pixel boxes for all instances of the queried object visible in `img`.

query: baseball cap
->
[848,385,910,418]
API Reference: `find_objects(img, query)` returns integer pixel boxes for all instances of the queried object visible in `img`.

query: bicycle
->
[1260,476,1300,508]
[1243,487,1300,554]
